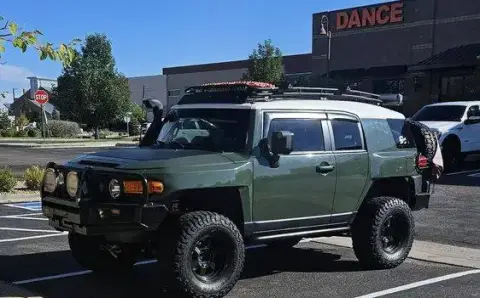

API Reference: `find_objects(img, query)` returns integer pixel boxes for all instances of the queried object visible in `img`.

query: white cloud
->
[0,64,34,85]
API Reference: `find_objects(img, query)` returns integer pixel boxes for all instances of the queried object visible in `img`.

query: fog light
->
[109,179,121,199]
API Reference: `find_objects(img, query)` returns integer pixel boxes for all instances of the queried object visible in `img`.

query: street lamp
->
[320,15,332,85]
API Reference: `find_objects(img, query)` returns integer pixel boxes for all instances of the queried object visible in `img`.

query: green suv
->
[41,82,439,298]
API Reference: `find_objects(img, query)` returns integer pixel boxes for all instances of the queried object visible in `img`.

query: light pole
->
[320,15,332,86]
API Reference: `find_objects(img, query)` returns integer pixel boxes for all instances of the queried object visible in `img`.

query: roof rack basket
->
[180,81,403,107]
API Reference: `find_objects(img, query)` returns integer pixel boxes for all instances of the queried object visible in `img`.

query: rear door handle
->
[316,163,335,174]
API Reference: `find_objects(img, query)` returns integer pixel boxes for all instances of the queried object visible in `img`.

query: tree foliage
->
[52,34,131,132]
[242,39,284,85]
[0,112,10,130]
[0,15,80,98]
[130,103,146,123]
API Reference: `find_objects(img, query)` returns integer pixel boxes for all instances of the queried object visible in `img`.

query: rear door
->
[252,111,337,231]
[327,113,369,224]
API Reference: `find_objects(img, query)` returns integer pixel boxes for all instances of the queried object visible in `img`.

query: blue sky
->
[0,0,387,103]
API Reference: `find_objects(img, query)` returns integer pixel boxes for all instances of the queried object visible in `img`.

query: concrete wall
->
[128,75,167,107]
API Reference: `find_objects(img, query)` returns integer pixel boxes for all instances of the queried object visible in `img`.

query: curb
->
[0,142,137,149]
[311,236,480,269]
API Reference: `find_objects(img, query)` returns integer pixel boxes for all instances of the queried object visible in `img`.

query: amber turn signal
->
[148,181,164,194]
[123,180,143,194]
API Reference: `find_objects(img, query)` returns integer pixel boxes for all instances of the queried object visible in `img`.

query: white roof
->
[425,101,480,107]
[172,100,405,119]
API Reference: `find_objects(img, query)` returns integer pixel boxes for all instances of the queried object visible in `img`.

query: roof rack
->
[179,81,403,107]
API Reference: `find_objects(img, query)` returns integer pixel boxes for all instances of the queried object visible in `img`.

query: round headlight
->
[109,179,121,199]
[66,171,79,197]
[43,168,57,193]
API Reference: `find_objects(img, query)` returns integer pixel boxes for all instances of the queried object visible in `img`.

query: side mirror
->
[259,131,294,168]
[465,115,480,125]
[271,131,294,155]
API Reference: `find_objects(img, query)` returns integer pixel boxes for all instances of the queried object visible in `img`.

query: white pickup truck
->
[412,101,480,172]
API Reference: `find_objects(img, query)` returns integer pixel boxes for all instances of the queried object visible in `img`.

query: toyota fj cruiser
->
[41,82,441,298]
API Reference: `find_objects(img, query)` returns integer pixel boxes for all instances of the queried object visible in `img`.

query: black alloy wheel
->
[189,233,234,283]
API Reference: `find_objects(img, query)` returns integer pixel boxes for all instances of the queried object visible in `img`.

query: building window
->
[373,78,405,94]
[440,74,477,101]
[168,89,181,97]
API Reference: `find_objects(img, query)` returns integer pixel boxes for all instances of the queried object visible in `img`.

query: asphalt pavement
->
[0,147,112,176]
[0,203,478,298]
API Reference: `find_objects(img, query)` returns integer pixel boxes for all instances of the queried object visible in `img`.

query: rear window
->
[387,119,416,149]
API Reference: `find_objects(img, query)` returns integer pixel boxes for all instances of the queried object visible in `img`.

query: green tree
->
[242,39,284,85]
[52,34,131,138]
[0,15,80,98]
[130,103,146,123]
[15,113,29,128]
[0,112,10,130]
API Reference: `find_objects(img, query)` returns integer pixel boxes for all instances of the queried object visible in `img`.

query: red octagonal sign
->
[34,90,49,105]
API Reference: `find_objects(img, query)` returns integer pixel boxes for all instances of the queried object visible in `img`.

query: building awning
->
[408,44,480,72]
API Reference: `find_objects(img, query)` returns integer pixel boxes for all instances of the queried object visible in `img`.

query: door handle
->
[316,163,335,174]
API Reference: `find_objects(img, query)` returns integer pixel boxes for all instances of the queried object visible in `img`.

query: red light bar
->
[201,81,276,88]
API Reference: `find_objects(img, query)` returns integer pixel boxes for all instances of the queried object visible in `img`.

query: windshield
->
[412,105,466,122]
[153,108,251,152]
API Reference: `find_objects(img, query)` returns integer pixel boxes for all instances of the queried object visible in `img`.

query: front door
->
[252,112,337,232]
[461,105,480,153]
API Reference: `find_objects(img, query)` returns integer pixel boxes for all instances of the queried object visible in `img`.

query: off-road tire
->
[68,233,139,273]
[406,118,437,160]
[351,196,415,270]
[155,211,245,298]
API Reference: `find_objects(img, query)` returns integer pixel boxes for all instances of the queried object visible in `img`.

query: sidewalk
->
[0,280,42,297]
[0,192,40,204]
[0,141,137,148]
[311,236,480,269]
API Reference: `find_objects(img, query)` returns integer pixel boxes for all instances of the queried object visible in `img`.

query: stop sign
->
[34,90,49,105]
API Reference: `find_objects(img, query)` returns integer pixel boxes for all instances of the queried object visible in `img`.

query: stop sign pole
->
[34,90,49,138]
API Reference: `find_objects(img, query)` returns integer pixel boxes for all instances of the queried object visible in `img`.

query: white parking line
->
[0,227,60,233]
[354,269,480,298]
[445,169,480,176]
[12,244,267,285]
[0,213,43,218]
[0,232,67,243]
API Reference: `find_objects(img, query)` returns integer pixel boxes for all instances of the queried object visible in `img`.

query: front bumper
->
[41,163,168,236]
[42,197,168,235]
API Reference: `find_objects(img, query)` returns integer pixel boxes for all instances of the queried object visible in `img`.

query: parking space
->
[0,204,478,298]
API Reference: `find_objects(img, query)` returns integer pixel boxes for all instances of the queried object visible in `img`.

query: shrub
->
[0,167,17,193]
[1,128,15,137]
[14,129,27,137]
[24,165,44,191]
[0,112,11,130]
[27,128,42,138]
[129,117,140,136]
[47,120,81,138]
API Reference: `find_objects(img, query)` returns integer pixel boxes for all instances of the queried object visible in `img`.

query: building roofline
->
[312,0,401,16]
[162,53,312,75]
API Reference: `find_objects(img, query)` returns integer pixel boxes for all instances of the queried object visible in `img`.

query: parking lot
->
[0,191,479,297]
[0,148,479,297]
